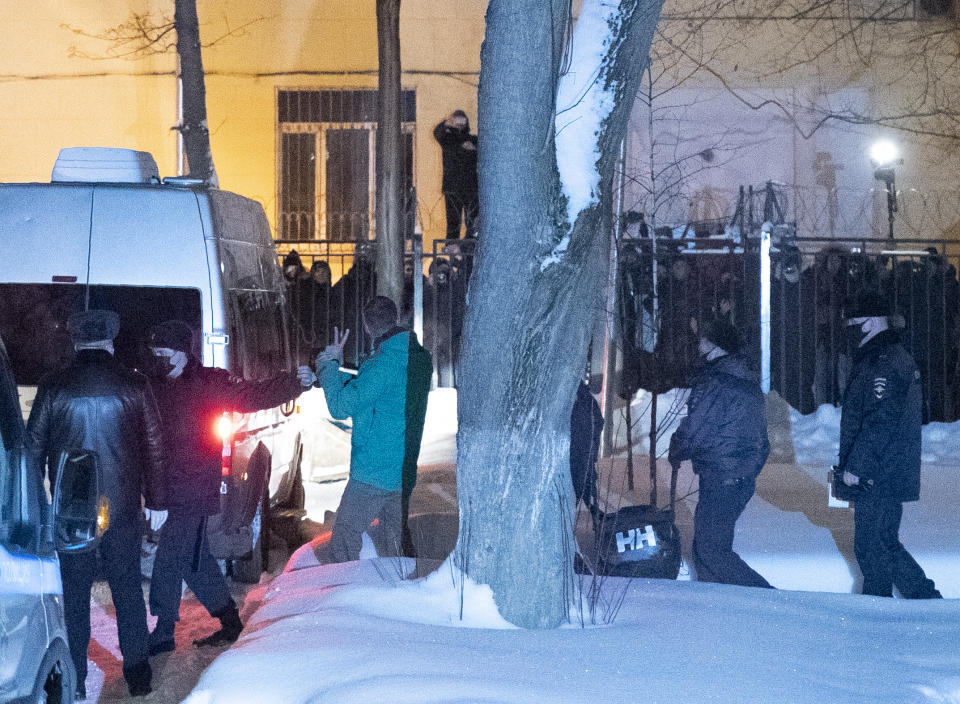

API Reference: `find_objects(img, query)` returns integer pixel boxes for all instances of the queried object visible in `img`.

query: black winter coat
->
[839,330,922,502]
[433,122,478,195]
[151,361,304,515]
[26,349,166,531]
[668,353,770,481]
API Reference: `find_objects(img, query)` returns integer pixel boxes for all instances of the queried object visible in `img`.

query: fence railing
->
[275,237,475,388]
[276,232,960,422]
[615,234,960,423]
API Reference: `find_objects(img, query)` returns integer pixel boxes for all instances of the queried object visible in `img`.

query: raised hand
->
[316,327,350,366]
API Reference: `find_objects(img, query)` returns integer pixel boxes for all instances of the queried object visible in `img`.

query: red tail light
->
[216,415,234,443]
[217,413,233,479]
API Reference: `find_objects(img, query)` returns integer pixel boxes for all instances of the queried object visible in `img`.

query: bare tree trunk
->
[376,0,404,307]
[455,0,663,629]
[175,0,218,186]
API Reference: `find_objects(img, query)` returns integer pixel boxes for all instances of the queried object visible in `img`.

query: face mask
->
[149,348,188,379]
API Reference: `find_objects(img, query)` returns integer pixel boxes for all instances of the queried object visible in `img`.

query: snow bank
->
[184,557,960,704]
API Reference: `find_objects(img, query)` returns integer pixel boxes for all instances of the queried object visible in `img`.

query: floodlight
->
[870,140,899,168]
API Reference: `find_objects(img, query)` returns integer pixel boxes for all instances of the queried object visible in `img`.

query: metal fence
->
[276,232,960,421]
[275,237,476,388]
[615,235,960,423]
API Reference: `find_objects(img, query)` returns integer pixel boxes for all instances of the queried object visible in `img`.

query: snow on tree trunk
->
[375,0,405,307]
[455,0,664,629]
[175,0,218,187]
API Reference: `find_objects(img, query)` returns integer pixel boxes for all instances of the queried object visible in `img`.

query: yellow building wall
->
[0,0,485,251]
[4,1,954,243]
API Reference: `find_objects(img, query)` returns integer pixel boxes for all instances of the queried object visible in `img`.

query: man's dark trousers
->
[149,508,233,641]
[330,478,402,563]
[59,524,150,685]
[854,495,940,598]
[693,475,772,588]
[444,191,478,239]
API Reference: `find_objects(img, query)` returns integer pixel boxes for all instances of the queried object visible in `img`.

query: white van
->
[0,148,306,583]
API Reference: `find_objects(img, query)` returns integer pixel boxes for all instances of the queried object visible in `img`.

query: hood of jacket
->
[702,352,758,384]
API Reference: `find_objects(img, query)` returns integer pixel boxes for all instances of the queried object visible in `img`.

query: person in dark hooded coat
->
[570,379,603,529]
[668,316,773,588]
[143,320,316,655]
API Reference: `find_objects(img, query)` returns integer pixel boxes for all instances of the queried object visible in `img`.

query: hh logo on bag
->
[616,525,658,553]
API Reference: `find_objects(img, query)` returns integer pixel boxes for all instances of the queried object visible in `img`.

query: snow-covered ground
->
[174,386,960,704]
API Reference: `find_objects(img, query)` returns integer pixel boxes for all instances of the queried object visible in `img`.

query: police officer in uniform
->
[26,310,166,698]
[838,293,942,599]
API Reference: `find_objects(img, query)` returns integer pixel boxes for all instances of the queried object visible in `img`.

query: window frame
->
[276,88,417,242]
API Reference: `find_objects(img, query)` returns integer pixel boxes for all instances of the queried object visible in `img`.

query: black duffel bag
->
[576,504,682,580]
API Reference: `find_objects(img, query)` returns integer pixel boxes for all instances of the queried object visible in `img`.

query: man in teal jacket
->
[316,296,432,562]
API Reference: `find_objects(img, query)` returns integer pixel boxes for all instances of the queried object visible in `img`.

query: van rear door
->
[0,184,94,284]
[87,186,211,300]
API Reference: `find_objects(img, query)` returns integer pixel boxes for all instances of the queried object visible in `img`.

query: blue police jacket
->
[839,330,922,502]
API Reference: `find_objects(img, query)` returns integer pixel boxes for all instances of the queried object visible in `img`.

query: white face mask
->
[150,347,189,379]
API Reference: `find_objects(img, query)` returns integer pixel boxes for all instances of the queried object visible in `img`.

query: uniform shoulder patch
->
[873,376,888,399]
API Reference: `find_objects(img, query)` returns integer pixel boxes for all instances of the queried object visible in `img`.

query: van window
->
[227,290,288,379]
[0,342,20,548]
[0,339,37,552]
[218,239,291,379]
[0,284,202,385]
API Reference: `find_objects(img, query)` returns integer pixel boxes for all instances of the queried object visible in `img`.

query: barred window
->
[277,89,416,241]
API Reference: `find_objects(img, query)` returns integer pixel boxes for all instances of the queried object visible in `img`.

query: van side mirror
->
[52,450,108,552]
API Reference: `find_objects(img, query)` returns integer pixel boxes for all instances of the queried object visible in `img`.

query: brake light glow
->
[218,413,233,481]
[216,415,233,443]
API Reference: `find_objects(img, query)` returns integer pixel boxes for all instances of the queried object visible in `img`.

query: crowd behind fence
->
[276,234,960,422]
[275,238,475,388]
[616,236,960,423]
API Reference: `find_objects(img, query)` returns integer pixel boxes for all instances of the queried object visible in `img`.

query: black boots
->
[148,619,176,656]
[123,660,152,697]
[193,602,243,648]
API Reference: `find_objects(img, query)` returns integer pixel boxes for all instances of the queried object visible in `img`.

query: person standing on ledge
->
[433,110,479,239]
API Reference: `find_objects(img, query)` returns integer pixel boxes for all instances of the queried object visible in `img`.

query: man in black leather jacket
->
[144,320,315,655]
[669,317,773,588]
[26,310,166,699]
[838,293,941,598]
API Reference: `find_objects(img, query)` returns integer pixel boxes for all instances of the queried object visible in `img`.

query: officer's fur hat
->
[67,309,120,344]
